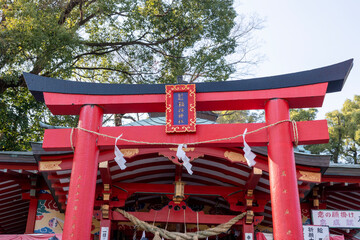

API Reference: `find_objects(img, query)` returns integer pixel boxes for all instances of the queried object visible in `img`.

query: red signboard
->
[165,84,196,133]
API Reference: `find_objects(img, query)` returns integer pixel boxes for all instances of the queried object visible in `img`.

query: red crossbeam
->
[43,83,328,115]
[42,120,329,151]
[112,183,242,198]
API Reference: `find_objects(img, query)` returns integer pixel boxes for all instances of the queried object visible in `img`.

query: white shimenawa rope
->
[292,120,299,146]
[71,119,298,147]
[69,120,299,169]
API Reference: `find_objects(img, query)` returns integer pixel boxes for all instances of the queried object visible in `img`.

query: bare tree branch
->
[84,0,97,8]
[74,66,135,75]
[145,45,184,59]
[74,66,159,77]
[74,46,122,59]
[78,12,97,26]
[122,114,137,122]
[82,28,189,47]
[58,0,83,25]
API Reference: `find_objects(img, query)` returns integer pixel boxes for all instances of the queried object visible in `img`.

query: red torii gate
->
[24,59,353,240]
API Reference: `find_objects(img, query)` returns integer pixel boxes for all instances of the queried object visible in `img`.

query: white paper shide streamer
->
[176,144,193,175]
[243,129,257,167]
[114,134,127,170]
[141,231,146,240]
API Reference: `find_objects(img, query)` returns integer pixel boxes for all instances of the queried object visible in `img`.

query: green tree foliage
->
[216,110,264,124]
[319,96,360,164]
[0,0,262,150]
[0,87,44,150]
[325,110,345,163]
[0,0,262,86]
[290,97,360,164]
[290,108,318,122]
[338,95,360,164]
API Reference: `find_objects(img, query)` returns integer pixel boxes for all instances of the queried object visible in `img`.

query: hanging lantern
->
[173,181,185,204]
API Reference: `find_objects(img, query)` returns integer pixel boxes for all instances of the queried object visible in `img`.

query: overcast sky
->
[236,0,360,118]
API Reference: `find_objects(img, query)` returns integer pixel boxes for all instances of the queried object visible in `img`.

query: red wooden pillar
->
[25,198,38,233]
[100,218,111,240]
[63,105,103,239]
[265,99,303,240]
[241,220,254,240]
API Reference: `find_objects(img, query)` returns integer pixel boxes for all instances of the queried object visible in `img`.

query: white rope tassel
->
[114,134,127,170]
[176,144,193,175]
[243,129,256,167]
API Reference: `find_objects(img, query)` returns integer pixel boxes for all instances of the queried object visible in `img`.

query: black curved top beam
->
[24,59,353,102]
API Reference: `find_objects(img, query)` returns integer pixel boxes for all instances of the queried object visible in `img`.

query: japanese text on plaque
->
[173,92,188,125]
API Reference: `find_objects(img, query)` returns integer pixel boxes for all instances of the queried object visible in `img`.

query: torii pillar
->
[62,105,103,239]
[266,99,303,239]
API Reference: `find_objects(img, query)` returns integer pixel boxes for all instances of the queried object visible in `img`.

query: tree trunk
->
[114,114,123,126]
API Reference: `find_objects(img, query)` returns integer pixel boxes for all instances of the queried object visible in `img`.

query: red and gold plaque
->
[165,84,196,133]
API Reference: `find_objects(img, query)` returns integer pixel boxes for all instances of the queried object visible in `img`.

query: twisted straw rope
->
[115,208,246,240]
[71,119,298,148]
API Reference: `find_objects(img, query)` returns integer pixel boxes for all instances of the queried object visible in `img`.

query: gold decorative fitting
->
[247,189,254,197]
[224,151,246,163]
[103,193,110,201]
[313,189,318,196]
[39,161,62,171]
[253,167,262,175]
[121,149,139,158]
[99,161,108,168]
[173,181,185,204]
[102,204,109,219]
[104,184,110,191]
[245,210,254,224]
[313,199,319,207]
[299,171,321,183]
[246,199,253,207]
